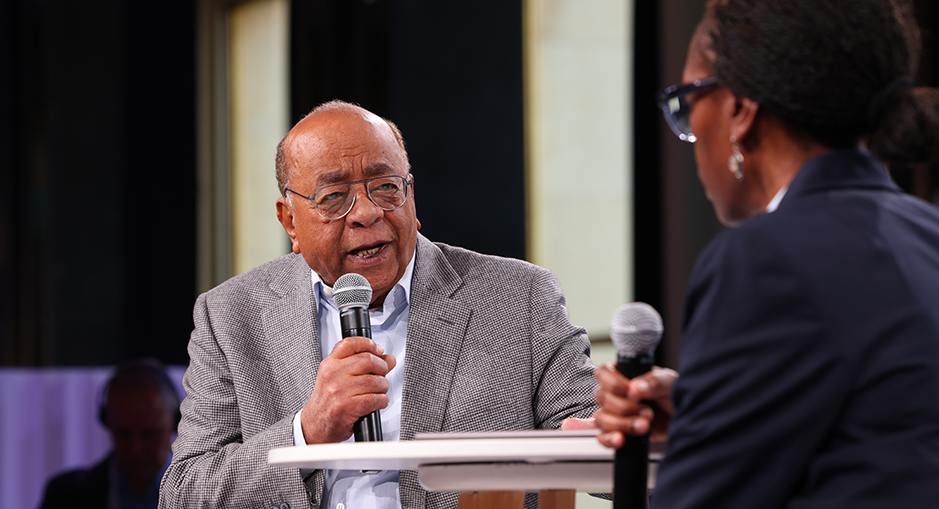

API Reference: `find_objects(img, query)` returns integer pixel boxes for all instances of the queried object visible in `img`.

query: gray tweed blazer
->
[159,234,598,509]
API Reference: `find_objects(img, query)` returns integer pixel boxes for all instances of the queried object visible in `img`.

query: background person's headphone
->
[97,357,182,429]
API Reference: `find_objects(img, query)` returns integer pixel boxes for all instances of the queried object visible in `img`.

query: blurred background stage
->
[1,1,936,507]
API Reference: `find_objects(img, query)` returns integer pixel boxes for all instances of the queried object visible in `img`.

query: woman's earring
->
[728,135,744,181]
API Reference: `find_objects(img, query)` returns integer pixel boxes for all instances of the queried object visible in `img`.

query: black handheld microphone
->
[333,273,383,442]
[610,302,663,509]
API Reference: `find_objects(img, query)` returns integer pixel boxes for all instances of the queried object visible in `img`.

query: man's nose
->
[345,184,382,226]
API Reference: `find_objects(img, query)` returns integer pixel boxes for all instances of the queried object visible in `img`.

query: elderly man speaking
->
[159,101,598,509]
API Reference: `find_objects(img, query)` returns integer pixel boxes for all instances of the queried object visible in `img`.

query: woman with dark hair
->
[591,0,939,507]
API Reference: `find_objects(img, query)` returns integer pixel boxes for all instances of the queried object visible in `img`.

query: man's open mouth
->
[352,244,384,258]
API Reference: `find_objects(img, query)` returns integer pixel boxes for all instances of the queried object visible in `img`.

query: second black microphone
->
[333,272,383,442]
[610,302,664,509]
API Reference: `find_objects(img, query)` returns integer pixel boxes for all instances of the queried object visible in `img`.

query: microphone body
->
[339,305,372,339]
[609,303,663,509]
[339,305,382,442]
[334,273,383,443]
[615,352,654,509]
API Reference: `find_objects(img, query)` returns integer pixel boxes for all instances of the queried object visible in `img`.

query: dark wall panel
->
[0,0,26,361]
[43,0,128,363]
[389,2,526,260]
[1,0,196,366]
[119,2,197,363]
[633,0,663,312]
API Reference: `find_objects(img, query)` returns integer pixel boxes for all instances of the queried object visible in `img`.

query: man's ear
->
[276,197,302,254]
[730,94,760,145]
[408,173,421,231]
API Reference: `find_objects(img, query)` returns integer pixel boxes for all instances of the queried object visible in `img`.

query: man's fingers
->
[328,338,397,376]
[561,417,598,431]
[348,392,391,415]
[382,353,397,373]
[331,336,385,358]
[351,351,394,377]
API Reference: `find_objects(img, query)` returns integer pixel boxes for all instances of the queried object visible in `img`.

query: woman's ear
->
[729,94,760,144]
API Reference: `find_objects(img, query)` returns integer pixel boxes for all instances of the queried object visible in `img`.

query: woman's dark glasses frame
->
[656,77,719,143]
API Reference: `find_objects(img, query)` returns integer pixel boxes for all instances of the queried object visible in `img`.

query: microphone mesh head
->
[610,302,663,357]
[333,273,372,311]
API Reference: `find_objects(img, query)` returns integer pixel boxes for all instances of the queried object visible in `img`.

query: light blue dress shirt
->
[292,255,414,509]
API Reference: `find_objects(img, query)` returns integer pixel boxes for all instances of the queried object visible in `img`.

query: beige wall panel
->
[527,0,634,340]
[230,0,290,275]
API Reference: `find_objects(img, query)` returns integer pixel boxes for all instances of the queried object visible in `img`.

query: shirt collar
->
[765,186,788,213]
[310,250,416,310]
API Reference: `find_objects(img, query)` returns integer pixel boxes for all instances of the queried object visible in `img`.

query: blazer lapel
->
[400,235,471,442]
[261,254,322,410]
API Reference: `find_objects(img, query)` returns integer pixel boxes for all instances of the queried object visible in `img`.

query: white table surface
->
[268,430,650,492]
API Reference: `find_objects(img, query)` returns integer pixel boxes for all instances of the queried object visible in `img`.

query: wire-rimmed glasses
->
[285,174,412,220]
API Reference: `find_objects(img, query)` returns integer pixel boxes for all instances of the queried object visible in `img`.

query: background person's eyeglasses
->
[656,77,719,143]
[285,174,412,220]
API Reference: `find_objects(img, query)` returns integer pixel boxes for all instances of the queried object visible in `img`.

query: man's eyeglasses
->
[656,77,719,143]
[285,174,412,220]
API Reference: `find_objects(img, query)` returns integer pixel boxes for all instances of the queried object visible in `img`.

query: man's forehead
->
[285,136,404,180]
[312,163,400,186]
[284,112,405,183]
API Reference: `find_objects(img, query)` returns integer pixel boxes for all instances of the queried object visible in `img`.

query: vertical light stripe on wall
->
[525,0,634,339]
[229,0,291,276]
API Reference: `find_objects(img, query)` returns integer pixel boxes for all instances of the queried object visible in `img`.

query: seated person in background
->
[40,358,180,509]
[159,100,599,509]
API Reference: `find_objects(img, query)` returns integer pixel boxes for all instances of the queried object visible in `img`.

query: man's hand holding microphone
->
[300,273,395,445]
